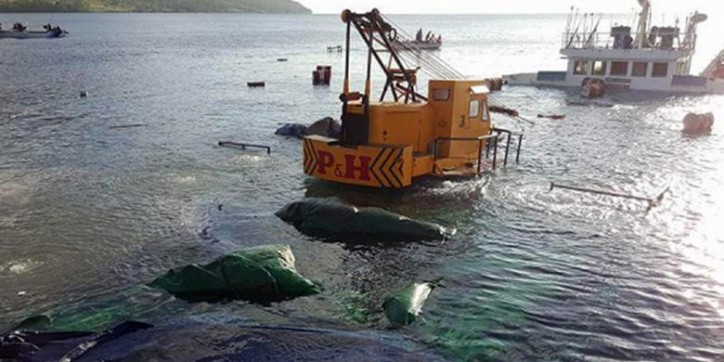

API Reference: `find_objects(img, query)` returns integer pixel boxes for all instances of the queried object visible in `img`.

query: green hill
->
[0,0,311,13]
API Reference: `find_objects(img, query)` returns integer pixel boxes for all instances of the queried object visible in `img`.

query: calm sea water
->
[1,13,723,361]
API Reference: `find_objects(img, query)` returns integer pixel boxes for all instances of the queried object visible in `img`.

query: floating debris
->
[566,99,615,108]
[549,182,669,211]
[109,124,147,129]
[79,91,88,98]
[277,58,288,62]
[247,81,265,88]
[218,141,271,154]
[537,114,566,120]
[313,65,332,86]
[489,105,519,117]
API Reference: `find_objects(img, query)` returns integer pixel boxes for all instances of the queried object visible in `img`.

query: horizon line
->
[309,12,630,16]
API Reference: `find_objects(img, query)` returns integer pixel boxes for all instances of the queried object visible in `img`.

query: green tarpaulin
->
[149,244,320,302]
[275,198,455,241]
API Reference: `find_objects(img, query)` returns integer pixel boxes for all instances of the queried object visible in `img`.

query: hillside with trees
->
[0,0,311,13]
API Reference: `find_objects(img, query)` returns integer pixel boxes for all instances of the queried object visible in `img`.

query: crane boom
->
[341,9,425,106]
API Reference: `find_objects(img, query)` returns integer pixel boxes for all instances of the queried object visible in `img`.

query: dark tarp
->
[2,314,446,361]
[275,123,308,138]
[305,117,341,138]
[1,319,152,361]
[275,117,341,139]
[275,198,455,241]
[149,244,320,303]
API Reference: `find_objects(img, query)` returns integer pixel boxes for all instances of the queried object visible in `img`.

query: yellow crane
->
[303,9,522,188]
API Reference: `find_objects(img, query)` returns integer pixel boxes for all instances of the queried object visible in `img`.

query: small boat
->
[393,28,442,51]
[0,23,68,39]
[503,0,724,94]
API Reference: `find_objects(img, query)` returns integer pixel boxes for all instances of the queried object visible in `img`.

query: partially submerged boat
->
[504,0,724,94]
[0,22,67,39]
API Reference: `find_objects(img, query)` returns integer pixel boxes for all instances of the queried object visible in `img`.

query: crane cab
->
[303,80,494,188]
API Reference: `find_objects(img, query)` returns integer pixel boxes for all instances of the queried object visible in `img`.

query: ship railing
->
[561,31,691,51]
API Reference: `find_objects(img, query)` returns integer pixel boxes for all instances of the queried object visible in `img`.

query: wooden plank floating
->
[550,182,669,211]
[218,141,271,154]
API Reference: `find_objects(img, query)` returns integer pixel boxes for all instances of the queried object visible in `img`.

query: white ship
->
[504,0,724,94]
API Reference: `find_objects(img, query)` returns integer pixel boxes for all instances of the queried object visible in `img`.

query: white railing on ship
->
[561,32,693,51]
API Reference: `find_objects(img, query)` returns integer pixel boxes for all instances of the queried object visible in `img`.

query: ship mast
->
[634,0,651,49]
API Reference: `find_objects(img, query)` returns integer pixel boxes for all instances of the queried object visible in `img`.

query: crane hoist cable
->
[380,14,532,124]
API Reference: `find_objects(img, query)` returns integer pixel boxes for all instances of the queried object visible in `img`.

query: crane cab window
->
[469,100,480,118]
[481,101,490,121]
[433,88,451,101]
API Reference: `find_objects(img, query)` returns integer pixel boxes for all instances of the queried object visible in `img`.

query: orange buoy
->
[682,112,714,133]
[581,77,606,98]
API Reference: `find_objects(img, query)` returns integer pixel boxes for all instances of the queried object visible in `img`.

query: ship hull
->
[503,71,724,95]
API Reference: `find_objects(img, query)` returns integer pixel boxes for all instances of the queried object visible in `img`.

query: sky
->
[296,0,720,15]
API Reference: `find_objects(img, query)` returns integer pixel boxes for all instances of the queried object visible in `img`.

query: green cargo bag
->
[383,282,437,326]
[149,244,320,302]
[275,198,455,241]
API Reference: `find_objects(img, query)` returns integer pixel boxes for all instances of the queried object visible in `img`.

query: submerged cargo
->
[150,244,320,302]
[383,282,438,326]
[275,198,455,241]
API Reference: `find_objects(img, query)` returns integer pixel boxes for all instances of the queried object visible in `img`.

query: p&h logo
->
[303,139,405,188]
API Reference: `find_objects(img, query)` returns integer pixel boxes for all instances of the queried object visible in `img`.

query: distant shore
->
[0,0,311,14]
[0,10,312,13]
